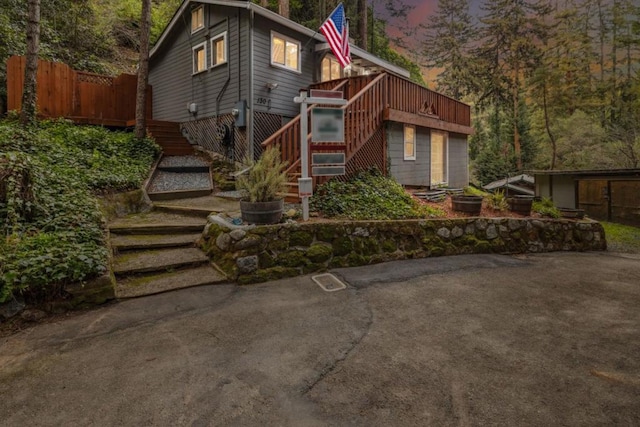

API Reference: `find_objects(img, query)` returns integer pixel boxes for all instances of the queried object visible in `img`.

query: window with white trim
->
[430,130,448,185]
[271,32,300,72]
[192,41,207,74]
[191,6,204,33]
[211,32,227,67]
[404,125,416,160]
[321,55,341,82]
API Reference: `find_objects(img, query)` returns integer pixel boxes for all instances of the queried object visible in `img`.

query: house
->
[148,0,473,193]
[531,169,640,226]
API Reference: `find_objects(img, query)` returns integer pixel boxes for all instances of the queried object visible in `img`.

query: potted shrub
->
[236,145,288,224]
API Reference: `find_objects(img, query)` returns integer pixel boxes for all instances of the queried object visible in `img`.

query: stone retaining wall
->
[201,217,606,284]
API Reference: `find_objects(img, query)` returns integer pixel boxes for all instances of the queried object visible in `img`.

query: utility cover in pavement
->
[312,273,347,292]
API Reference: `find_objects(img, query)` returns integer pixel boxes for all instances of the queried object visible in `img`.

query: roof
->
[483,174,534,191]
[150,0,411,78]
[528,169,640,177]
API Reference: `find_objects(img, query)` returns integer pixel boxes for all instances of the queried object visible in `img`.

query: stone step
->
[111,233,201,252]
[109,223,205,235]
[115,265,228,298]
[147,188,213,201]
[113,247,209,276]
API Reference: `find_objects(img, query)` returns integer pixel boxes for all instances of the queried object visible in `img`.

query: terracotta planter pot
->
[240,199,284,224]
[451,195,483,216]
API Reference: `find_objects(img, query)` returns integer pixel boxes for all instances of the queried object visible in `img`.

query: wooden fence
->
[6,56,152,124]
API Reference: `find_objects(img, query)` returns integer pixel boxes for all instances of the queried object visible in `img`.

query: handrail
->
[261,79,349,149]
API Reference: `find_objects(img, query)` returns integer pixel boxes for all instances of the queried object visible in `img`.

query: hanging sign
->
[311,107,344,143]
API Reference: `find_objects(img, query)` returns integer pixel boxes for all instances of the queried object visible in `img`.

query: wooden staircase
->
[262,74,388,202]
[146,120,194,155]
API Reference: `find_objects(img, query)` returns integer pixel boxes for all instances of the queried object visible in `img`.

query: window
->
[211,32,227,67]
[431,130,448,185]
[192,41,207,74]
[404,125,416,160]
[321,55,341,82]
[271,32,300,72]
[191,6,204,33]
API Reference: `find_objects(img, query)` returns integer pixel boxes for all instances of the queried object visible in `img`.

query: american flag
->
[319,3,351,68]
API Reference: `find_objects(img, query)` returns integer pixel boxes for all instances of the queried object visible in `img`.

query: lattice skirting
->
[180,115,247,161]
[316,127,387,186]
[254,112,284,159]
[345,127,386,177]
[180,112,283,161]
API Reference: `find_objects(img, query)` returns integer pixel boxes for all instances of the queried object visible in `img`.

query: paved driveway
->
[1,252,639,426]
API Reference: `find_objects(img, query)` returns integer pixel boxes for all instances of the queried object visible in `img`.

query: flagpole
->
[302,2,344,51]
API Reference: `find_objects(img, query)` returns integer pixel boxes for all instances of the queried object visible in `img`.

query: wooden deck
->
[261,73,472,196]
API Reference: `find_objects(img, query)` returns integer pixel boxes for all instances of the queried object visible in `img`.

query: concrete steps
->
[115,265,226,298]
[109,212,227,299]
[111,233,202,252]
[113,247,209,275]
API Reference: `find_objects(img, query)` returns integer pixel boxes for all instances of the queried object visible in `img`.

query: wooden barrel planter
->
[451,195,483,216]
[507,195,534,215]
[559,208,585,219]
[240,199,284,224]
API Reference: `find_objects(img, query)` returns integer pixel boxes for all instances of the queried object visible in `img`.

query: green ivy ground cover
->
[310,169,444,220]
[0,119,160,304]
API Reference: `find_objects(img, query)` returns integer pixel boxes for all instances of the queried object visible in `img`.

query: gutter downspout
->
[248,6,255,160]
[215,17,231,121]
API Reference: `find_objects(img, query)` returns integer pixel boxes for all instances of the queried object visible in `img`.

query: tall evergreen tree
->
[421,0,475,99]
[475,0,550,171]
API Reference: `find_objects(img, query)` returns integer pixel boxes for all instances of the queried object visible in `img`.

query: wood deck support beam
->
[384,109,474,136]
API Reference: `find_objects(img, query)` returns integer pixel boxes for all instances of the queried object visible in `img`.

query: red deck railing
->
[262,73,471,189]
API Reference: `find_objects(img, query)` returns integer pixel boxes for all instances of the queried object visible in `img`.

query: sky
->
[373,0,482,29]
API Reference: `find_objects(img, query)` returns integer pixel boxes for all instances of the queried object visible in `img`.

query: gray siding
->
[448,133,469,188]
[535,175,576,208]
[552,175,576,208]
[387,122,430,186]
[388,124,469,188]
[251,16,315,118]
[149,5,248,121]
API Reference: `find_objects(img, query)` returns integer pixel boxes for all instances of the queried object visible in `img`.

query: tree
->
[20,0,40,126]
[357,0,367,50]
[421,0,476,99]
[475,0,550,171]
[134,0,150,140]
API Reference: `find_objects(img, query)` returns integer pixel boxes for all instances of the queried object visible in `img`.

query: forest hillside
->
[1,0,639,183]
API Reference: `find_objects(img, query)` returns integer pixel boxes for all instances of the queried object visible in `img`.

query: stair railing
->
[261,79,350,176]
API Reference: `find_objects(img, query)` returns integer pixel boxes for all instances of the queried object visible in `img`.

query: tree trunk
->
[278,0,289,19]
[542,81,557,170]
[135,0,152,140]
[513,63,522,171]
[20,0,41,126]
[260,0,267,7]
[357,0,368,50]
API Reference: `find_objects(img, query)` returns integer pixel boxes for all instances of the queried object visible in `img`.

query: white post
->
[299,90,310,221]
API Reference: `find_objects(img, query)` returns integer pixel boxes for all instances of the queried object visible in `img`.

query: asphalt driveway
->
[1,252,639,426]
